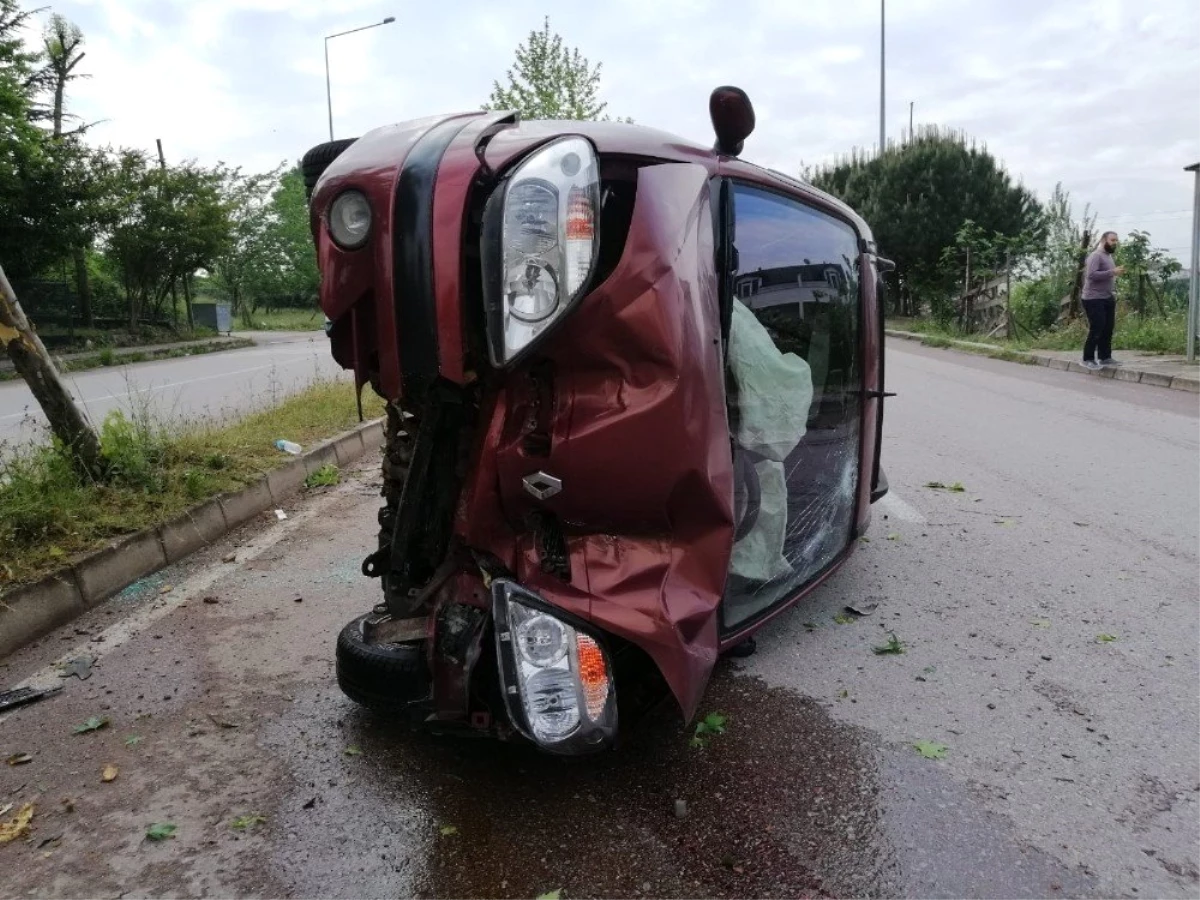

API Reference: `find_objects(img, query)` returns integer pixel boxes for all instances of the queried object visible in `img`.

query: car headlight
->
[481,137,601,367]
[492,580,617,752]
[328,190,371,250]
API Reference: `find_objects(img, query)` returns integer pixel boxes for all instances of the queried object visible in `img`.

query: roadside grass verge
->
[0,379,384,590]
[887,311,1188,356]
[0,338,255,382]
[232,307,324,332]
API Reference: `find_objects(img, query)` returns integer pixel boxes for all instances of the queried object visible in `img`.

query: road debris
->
[274,509,288,521]
[5,753,32,766]
[58,655,95,681]
[0,685,61,713]
[846,600,879,617]
[101,764,119,783]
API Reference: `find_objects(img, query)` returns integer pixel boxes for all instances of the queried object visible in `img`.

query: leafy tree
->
[1115,230,1184,316]
[810,127,1044,319]
[211,164,318,319]
[106,153,231,328]
[258,166,319,304]
[211,164,278,317]
[485,17,611,121]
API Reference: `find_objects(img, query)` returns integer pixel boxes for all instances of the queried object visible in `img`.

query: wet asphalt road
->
[0,332,341,449]
[0,342,1197,899]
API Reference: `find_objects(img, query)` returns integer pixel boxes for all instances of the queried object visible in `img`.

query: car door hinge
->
[862,389,897,399]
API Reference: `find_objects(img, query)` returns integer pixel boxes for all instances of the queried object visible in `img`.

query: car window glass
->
[723,184,861,630]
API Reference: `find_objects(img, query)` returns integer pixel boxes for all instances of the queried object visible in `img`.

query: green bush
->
[1010,279,1062,333]
[99,410,167,493]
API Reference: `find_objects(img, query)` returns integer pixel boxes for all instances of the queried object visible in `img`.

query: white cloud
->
[27,0,1200,265]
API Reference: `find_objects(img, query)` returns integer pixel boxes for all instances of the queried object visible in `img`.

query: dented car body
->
[307,89,889,754]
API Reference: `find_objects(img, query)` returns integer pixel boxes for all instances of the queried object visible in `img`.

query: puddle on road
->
[263,662,1098,899]
[263,668,882,898]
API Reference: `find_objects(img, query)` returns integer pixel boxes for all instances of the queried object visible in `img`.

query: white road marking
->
[17,477,361,692]
[875,490,926,523]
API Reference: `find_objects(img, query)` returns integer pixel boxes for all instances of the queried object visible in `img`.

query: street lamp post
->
[1186,162,1200,363]
[879,0,885,156]
[325,16,396,141]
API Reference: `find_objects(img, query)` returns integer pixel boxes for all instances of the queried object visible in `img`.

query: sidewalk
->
[887,330,1200,393]
[0,334,247,373]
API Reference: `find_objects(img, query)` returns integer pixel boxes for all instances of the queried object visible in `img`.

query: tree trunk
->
[0,262,105,481]
[72,246,94,327]
[182,272,194,330]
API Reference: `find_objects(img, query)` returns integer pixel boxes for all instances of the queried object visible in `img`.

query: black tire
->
[335,614,430,713]
[301,138,358,201]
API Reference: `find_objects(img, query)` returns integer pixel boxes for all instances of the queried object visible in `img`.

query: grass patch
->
[0,379,384,589]
[889,310,1190,357]
[232,308,324,332]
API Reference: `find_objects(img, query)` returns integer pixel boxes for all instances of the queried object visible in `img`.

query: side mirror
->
[709,86,755,157]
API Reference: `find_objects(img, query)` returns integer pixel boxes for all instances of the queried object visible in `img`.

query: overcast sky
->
[30,0,1200,266]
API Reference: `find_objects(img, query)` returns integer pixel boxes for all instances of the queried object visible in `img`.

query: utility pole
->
[879,0,886,156]
[1187,162,1199,363]
[909,101,914,141]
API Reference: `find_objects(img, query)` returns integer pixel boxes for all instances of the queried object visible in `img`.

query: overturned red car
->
[303,87,890,754]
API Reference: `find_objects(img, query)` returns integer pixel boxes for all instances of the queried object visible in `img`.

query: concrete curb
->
[0,417,385,660]
[886,330,1200,393]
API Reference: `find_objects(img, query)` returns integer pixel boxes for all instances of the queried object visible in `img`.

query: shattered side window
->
[722,185,861,630]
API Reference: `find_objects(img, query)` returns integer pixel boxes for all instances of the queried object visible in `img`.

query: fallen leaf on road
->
[72,715,109,734]
[124,735,142,747]
[924,481,966,492]
[0,803,34,843]
[832,613,856,625]
[690,712,729,749]
[146,822,177,841]
[231,814,267,830]
[872,633,906,655]
[886,533,900,541]
[439,825,458,836]
[101,764,118,783]
[344,745,362,756]
[159,585,173,595]
[202,596,219,604]
[5,753,32,766]
[536,891,563,900]
[1031,619,1052,628]
[207,713,239,729]
[1096,633,1119,643]
[222,553,237,564]
[913,740,948,759]
[846,601,879,617]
